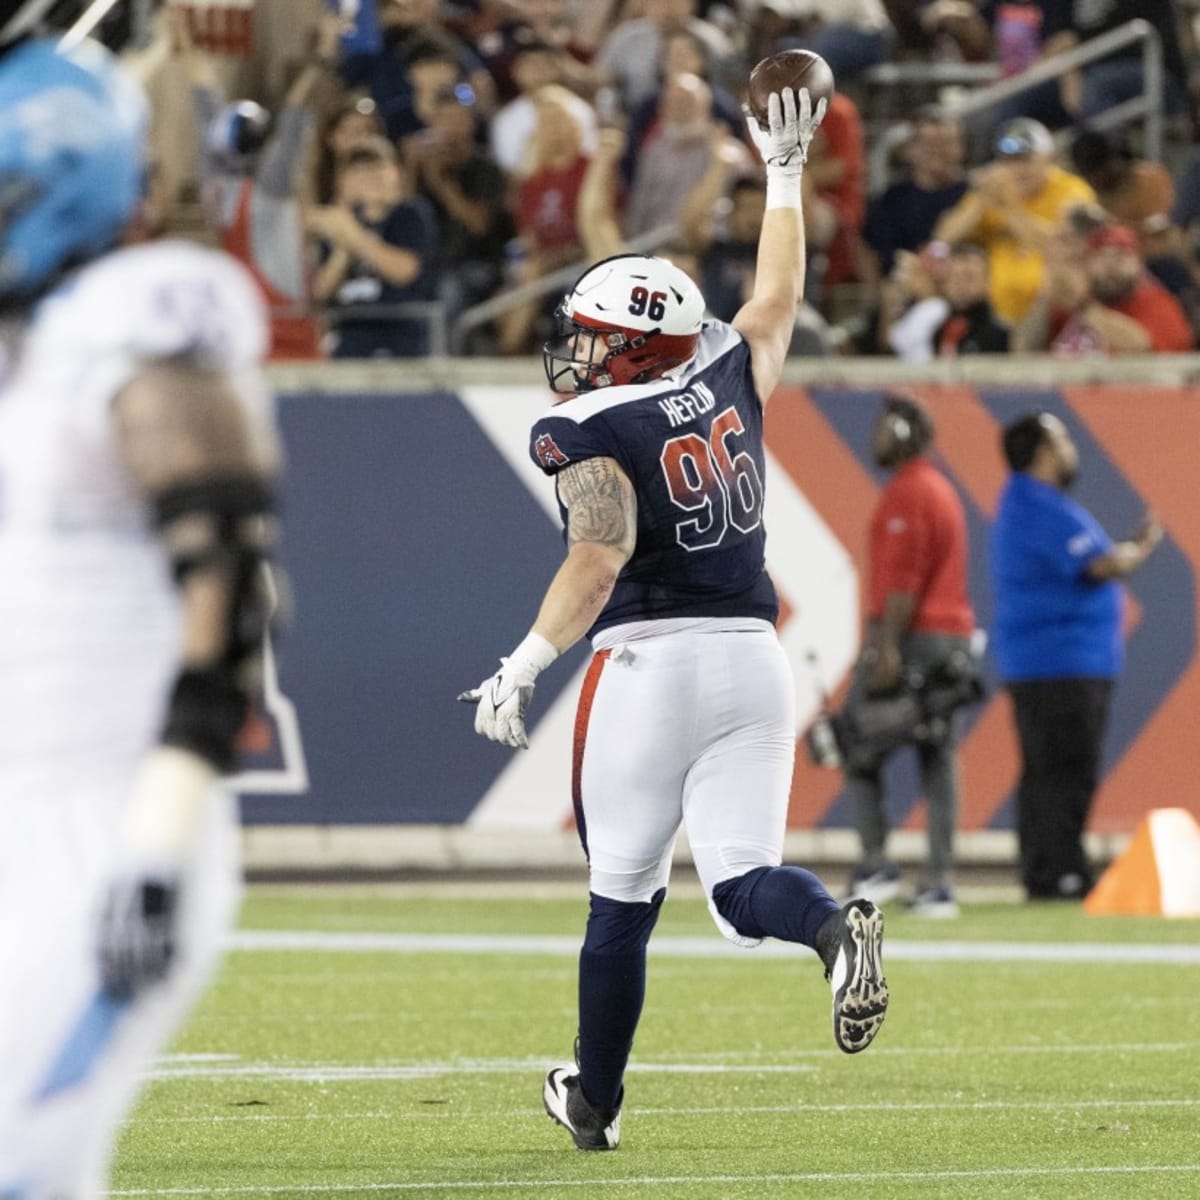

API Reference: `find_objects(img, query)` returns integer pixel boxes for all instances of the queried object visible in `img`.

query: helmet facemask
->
[542,253,705,395]
[542,305,665,394]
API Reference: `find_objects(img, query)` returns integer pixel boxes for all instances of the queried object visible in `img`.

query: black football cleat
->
[827,898,889,1053]
[543,1064,621,1150]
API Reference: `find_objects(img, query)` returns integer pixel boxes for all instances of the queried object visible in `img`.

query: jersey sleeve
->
[31,241,269,440]
[529,413,619,475]
[54,240,268,372]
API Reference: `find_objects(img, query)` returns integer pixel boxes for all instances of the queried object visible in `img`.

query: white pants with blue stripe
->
[579,619,797,945]
[0,785,241,1198]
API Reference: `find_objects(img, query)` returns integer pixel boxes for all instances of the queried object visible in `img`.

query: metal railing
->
[268,301,449,359]
[323,302,449,359]
[448,222,680,356]
[860,60,1001,91]
[867,19,1164,192]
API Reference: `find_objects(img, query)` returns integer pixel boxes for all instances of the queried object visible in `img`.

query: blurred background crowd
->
[114,0,1200,361]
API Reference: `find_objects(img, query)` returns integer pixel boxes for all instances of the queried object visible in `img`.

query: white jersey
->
[0,240,268,802]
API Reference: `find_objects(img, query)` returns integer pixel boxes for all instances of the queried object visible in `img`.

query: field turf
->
[111,882,1200,1198]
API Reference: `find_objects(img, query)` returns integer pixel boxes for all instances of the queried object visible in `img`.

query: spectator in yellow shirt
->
[933,119,1094,324]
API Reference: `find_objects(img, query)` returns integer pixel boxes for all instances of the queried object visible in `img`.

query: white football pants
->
[0,786,241,1199]
[576,623,797,942]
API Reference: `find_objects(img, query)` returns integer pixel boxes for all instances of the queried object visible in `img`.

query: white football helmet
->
[543,254,705,394]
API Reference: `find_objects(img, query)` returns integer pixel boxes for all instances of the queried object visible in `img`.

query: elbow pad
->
[153,476,279,772]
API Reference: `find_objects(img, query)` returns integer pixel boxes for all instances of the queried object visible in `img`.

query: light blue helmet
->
[0,36,147,299]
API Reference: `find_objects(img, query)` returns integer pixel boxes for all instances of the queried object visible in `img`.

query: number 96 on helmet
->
[543,254,705,394]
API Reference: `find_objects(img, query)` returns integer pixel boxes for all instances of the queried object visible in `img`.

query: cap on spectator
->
[1087,222,1139,254]
[994,117,1054,159]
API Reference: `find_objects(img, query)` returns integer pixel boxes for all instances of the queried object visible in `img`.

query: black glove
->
[97,876,180,1000]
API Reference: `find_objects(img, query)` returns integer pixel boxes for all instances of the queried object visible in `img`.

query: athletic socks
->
[575,890,664,1112]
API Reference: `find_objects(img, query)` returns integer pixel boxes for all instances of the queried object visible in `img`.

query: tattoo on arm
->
[558,457,637,558]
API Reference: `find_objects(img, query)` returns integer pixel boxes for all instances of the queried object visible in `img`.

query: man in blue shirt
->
[990,412,1162,900]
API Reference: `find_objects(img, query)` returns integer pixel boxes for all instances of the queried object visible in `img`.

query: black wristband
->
[160,667,247,774]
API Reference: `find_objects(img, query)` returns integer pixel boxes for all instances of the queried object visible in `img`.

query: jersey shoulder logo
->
[534,432,569,468]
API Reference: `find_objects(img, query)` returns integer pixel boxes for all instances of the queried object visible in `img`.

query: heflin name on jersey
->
[658,381,717,428]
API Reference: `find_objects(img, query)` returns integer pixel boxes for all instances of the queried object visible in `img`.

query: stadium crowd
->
[132,0,1200,360]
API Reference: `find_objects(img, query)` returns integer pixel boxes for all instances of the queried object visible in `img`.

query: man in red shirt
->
[804,91,864,290]
[843,393,976,917]
[1050,223,1194,355]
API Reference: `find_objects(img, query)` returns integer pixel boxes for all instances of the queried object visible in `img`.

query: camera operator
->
[843,393,976,917]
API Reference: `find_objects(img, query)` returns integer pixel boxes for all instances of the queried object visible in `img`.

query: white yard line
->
[229,930,1200,966]
[108,1165,1200,1195]
[138,1097,1200,1126]
[140,1112,394,1125]
[144,1043,1199,1084]
[144,1062,821,1082]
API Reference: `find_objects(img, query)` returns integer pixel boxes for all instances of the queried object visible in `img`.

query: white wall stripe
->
[227,929,1200,966]
[760,444,858,729]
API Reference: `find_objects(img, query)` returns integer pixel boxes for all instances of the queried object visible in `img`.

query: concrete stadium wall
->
[238,356,1200,869]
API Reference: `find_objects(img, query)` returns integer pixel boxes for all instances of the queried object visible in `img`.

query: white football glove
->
[97,874,180,1000]
[459,632,559,750]
[96,746,219,999]
[459,659,537,749]
[745,87,827,174]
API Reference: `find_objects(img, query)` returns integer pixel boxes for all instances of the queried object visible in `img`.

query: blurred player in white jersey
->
[0,6,281,1196]
[462,86,888,1150]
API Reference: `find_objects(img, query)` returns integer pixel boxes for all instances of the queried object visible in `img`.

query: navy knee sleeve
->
[712,866,839,949]
[583,889,666,955]
[711,866,773,940]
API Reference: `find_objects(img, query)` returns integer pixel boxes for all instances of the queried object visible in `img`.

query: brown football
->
[747,49,835,129]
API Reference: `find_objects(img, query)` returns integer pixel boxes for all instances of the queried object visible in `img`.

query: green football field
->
[111,882,1200,1199]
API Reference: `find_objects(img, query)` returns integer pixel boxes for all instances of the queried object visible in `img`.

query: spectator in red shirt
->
[498,85,592,352]
[1050,223,1194,355]
[514,86,590,261]
[803,91,865,298]
[842,393,976,917]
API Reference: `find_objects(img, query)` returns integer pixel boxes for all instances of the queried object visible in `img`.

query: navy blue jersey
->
[529,321,778,638]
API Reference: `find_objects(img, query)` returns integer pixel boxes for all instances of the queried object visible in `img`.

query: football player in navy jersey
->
[461,87,888,1151]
